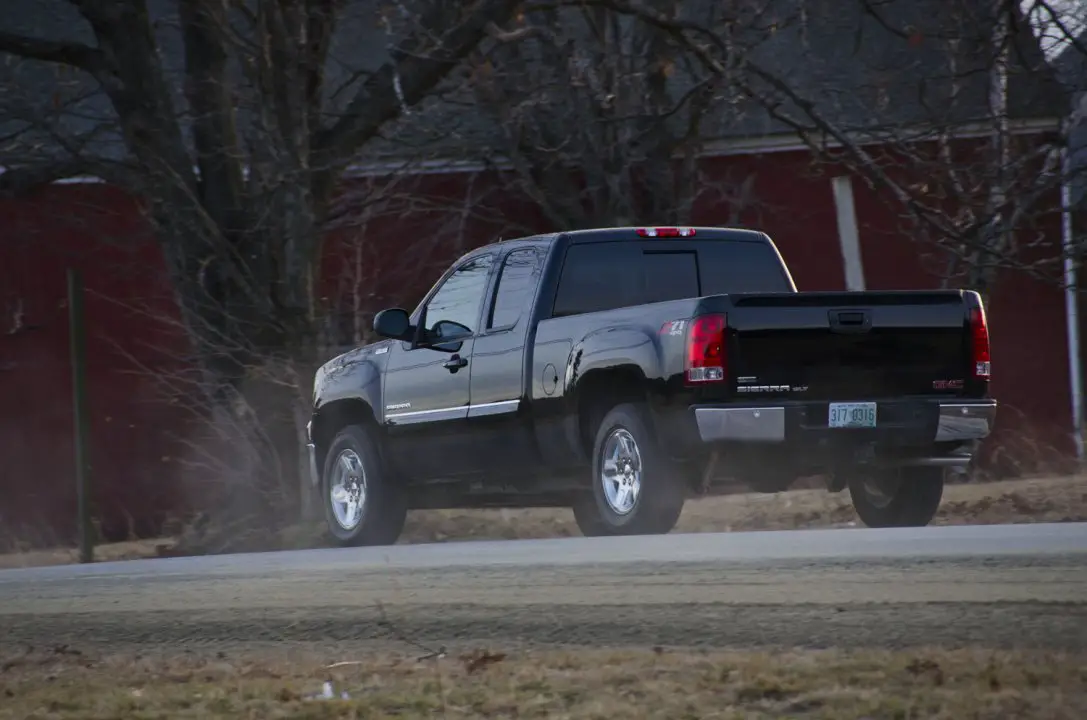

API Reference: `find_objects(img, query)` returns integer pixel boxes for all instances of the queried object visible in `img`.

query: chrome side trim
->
[695,407,786,442]
[467,399,521,418]
[385,406,468,425]
[386,399,521,424]
[935,401,997,442]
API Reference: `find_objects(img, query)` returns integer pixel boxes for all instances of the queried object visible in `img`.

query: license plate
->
[828,402,877,429]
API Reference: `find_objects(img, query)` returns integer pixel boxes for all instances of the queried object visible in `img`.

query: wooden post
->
[67,268,94,564]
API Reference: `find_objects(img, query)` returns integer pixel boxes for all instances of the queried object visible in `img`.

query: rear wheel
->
[848,466,945,528]
[572,402,686,536]
[322,424,407,546]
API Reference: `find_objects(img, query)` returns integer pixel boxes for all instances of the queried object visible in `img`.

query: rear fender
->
[564,326,663,453]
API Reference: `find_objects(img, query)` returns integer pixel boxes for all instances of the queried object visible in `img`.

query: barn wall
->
[0,184,196,544]
[0,145,1074,542]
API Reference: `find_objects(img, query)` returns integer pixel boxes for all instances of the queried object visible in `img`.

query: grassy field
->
[2,474,1085,568]
[1,645,1084,719]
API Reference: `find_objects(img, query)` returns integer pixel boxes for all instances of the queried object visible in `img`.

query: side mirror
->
[373,308,414,341]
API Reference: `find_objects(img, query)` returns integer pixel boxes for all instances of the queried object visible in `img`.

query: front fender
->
[311,344,390,441]
[315,359,383,411]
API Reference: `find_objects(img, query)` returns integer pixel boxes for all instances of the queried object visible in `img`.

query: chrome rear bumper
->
[694,399,997,449]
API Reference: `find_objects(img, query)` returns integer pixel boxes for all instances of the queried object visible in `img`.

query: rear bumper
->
[693,398,997,466]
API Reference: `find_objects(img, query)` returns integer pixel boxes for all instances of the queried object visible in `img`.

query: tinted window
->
[424,255,494,336]
[488,249,539,329]
[552,239,793,317]
[641,252,699,304]
[698,242,793,295]
[552,243,640,317]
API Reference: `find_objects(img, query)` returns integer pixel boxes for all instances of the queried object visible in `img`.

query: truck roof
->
[453,226,774,267]
[560,226,770,244]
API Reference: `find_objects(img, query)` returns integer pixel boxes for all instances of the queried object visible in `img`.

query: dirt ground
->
[1,645,1084,719]
[2,474,1084,568]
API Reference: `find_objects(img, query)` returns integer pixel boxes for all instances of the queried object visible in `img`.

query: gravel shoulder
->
[3,554,1085,653]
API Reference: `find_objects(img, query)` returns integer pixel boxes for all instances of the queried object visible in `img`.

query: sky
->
[1022,0,1087,60]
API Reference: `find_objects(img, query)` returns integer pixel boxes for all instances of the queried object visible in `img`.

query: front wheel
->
[572,402,685,537]
[322,424,407,546]
[848,466,945,528]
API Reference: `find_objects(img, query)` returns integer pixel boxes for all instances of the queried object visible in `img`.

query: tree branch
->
[0,30,111,77]
[310,0,522,199]
[179,0,246,229]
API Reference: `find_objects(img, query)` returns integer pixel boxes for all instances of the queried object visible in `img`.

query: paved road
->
[2,523,1086,654]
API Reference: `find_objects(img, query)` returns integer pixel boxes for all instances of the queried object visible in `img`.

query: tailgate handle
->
[828,309,872,334]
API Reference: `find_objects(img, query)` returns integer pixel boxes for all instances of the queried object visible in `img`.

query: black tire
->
[847,466,945,528]
[321,423,407,546]
[572,402,686,536]
[571,493,613,537]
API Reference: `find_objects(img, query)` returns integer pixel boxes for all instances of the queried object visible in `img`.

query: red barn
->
[1,0,1084,542]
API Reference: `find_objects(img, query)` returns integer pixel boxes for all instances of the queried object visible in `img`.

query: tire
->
[572,402,686,536]
[847,466,945,528]
[321,423,407,546]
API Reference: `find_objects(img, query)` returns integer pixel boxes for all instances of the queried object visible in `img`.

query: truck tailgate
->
[723,291,971,400]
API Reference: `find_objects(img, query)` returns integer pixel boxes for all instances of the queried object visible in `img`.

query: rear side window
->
[488,248,539,329]
[552,243,641,317]
[552,239,792,317]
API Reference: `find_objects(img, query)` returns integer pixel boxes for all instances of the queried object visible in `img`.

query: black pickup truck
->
[307,226,997,546]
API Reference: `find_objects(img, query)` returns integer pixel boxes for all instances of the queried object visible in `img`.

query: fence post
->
[67,268,93,564]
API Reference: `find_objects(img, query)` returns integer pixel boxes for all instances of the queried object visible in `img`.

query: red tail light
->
[686,314,727,385]
[636,227,696,238]
[969,306,991,379]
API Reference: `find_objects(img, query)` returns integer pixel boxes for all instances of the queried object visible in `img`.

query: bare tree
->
[548,0,1085,299]
[456,1,767,229]
[0,0,521,537]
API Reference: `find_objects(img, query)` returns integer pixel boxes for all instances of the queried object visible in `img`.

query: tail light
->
[636,227,696,238]
[685,314,727,385]
[969,306,991,379]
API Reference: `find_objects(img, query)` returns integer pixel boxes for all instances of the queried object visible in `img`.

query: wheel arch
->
[311,398,380,476]
[574,365,650,458]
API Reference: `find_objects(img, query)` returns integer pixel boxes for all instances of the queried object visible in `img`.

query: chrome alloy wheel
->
[600,428,643,515]
[329,449,367,530]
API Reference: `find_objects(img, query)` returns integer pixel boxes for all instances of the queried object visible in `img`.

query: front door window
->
[422,255,494,342]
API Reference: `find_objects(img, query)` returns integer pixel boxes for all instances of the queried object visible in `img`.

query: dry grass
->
[1,645,1084,719]
[0,538,177,570]
[2,475,1085,568]
[402,473,1087,543]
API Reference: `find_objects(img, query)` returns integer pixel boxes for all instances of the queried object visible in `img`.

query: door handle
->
[443,354,468,373]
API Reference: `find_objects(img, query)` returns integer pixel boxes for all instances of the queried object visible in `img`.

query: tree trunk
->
[147,192,325,548]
